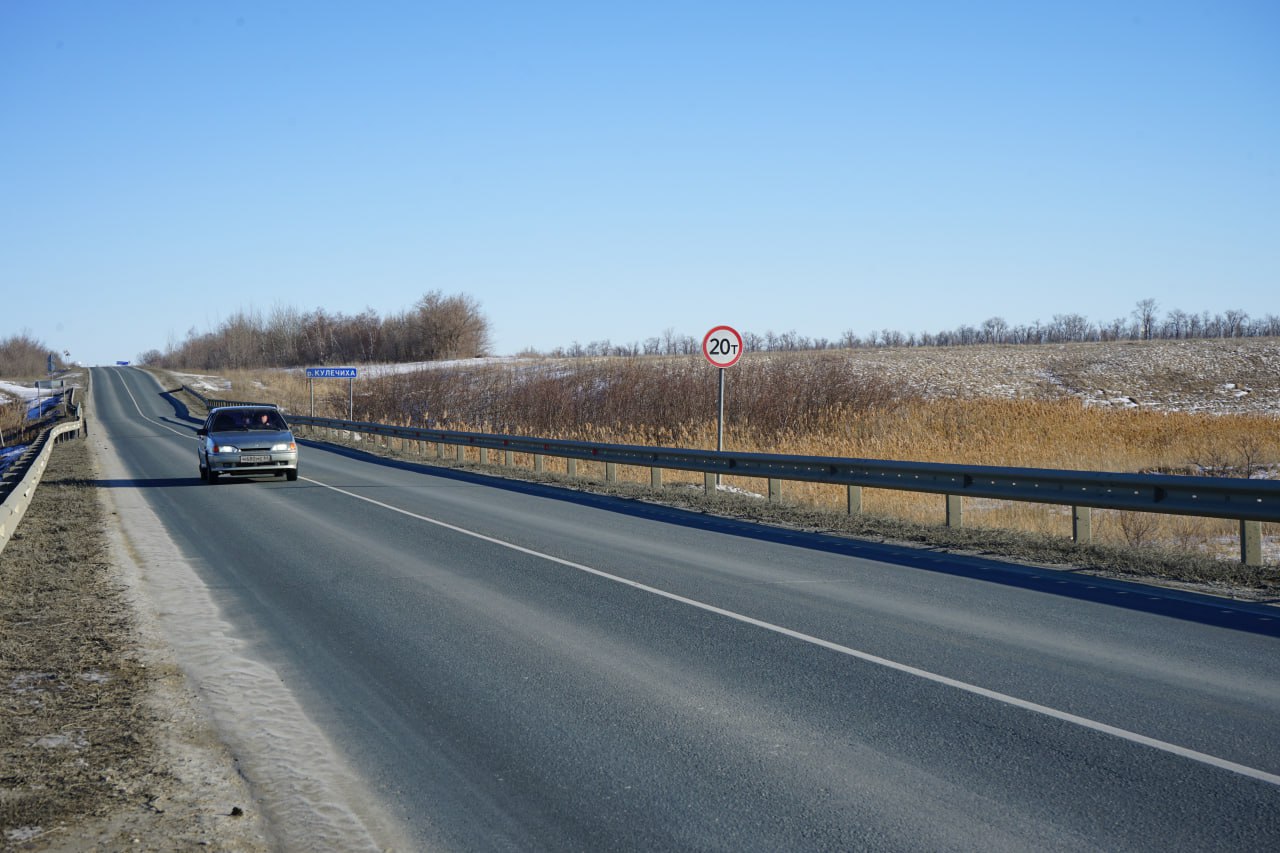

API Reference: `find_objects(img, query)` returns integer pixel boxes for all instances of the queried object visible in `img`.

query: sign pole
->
[349,377,354,420]
[717,367,725,453]
[310,378,315,418]
[716,367,726,486]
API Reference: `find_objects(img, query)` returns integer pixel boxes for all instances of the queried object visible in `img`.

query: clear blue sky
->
[2,1,1276,365]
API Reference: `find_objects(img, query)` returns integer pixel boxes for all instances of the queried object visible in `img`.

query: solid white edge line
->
[300,474,1280,788]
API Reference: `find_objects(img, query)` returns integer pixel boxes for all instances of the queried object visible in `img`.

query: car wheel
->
[208,470,220,483]
[286,469,298,482]
[199,465,208,482]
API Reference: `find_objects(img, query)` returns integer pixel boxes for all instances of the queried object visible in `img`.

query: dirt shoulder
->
[0,434,274,852]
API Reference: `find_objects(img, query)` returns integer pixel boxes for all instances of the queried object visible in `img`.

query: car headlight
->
[272,442,296,452]
[212,444,240,453]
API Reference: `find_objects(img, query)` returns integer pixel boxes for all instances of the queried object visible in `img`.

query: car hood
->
[206,428,294,446]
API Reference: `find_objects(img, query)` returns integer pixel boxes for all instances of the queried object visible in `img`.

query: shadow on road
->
[90,477,205,488]
[158,389,204,429]
[90,476,294,488]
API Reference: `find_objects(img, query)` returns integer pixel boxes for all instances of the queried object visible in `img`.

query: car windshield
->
[213,410,285,431]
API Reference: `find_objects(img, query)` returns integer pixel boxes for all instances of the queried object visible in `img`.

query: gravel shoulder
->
[1,433,275,851]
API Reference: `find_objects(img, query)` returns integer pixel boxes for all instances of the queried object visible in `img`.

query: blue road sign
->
[306,367,358,378]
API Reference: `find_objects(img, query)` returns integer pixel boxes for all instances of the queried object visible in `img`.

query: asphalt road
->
[92,366,1280,851]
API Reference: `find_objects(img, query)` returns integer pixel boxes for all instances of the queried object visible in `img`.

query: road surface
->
[91,365,1280,851]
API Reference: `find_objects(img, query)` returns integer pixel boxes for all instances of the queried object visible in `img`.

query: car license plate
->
[240,454,271,463]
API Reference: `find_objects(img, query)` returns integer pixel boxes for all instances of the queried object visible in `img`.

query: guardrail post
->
[606,462,617,483]
[705,472,716,495]
[479,448,489,465]
[437,443,446,459]
[1073,506,1092,544]
[505,449,514,467]
[456,445,465,462]
[651,467,662,489]
[534,454,544,473]
[847,485,862,515]
[946,494,963,527]
[768,478,782,503]
[566,458,577,478]
[1241,520,1262,567]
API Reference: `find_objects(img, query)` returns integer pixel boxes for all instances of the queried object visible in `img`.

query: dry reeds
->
[0,397,25,445]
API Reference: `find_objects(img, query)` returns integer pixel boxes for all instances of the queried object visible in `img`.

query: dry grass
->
[0,436,156,842]
[177,341,1280,563]
[0,398,23,446]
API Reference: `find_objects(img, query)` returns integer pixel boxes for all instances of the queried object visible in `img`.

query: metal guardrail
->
[0,406,85,557]
[181,385,1279,566]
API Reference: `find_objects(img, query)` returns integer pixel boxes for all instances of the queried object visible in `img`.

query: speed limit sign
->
[702,325,743,368]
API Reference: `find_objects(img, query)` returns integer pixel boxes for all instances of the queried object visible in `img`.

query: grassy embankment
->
[200,352,1280,563]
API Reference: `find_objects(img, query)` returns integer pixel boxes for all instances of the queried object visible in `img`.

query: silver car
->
[197,405,299,482]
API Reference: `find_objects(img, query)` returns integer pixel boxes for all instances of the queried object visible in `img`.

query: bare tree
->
[1048,313,1092,343]
[981,316,1009,344]
[1103,316,1131,341]
[1223,309,1249,338]
[412,291,491,360]
[1132,298,1159,340]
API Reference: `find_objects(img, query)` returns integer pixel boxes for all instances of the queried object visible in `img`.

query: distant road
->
[93,365,1280,851]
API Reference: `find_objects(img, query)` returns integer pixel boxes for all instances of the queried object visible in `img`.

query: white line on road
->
[301,474,1280,789]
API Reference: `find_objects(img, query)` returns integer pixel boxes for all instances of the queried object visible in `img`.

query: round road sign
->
[702,325,744,368]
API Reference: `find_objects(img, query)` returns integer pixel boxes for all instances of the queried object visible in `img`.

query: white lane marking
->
[301,475,1280,788]
[109,368,192,439]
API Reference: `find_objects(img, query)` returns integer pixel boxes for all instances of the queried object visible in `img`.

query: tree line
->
[543,299,1280,358]
[140,292,491,370]
[3,297,1272,376]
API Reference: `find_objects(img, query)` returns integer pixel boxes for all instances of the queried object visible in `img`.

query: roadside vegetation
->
[1,334,71,461]
[0,333,65,378]
[177,338,1280,568]
[0,397,23,447]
